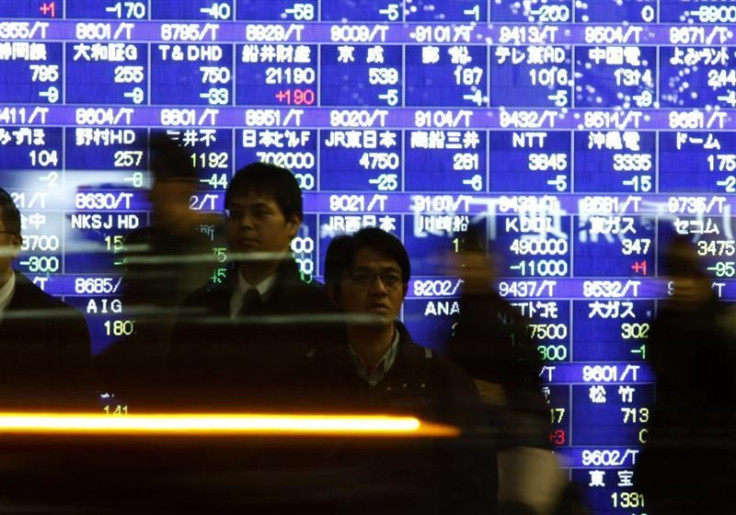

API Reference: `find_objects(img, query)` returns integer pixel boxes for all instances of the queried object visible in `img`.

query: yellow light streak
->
[0,413,459,437]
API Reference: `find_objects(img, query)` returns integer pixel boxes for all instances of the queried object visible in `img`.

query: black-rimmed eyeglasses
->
[345,271,402,289]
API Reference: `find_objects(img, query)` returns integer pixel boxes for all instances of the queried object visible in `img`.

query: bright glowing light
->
[0,413,459,437]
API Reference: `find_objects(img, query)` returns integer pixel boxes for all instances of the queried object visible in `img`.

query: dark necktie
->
[238,288,262,317]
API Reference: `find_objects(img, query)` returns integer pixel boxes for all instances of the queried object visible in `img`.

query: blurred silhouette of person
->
[169,162,338,410]
[637,235,736,514]
[445,221,576,515]
[446,222,547,444]
[305,228,497,514]
[95,133,220,408]
[0,187,92,409]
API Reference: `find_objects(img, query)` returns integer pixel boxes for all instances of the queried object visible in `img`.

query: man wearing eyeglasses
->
[170,162,338,410]
[322,229,407,386]
[305,228,497,514]
[0,188,92,409]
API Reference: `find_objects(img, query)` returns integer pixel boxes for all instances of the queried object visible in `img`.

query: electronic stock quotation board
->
[6,0,736,512]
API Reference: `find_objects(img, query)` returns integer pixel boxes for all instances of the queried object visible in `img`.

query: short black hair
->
[0,187,21,236]
[149,132,197,181]
[663,234,707,279]
[226,162,302,221]
[324,228,410,289]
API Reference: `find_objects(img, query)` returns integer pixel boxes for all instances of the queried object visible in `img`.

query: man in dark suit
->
[637,235,736,514]
[170,163,338,410]
[0,188,92,409]
[305,228,497,514]
[95,134,219,408]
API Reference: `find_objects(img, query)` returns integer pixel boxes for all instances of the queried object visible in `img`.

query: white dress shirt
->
[229,270,276,319]
[348,327,400,387]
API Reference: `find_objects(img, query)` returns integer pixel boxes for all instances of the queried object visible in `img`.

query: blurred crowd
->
[1,135,735,513]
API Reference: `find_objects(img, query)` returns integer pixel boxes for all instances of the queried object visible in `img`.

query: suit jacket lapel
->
[1,273,29,337]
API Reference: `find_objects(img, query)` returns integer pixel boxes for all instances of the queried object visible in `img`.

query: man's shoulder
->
[181,277,230,307]
[433,351,478,390]
[285,278,332,304]
[395,325,442,377]
[9,272,87,325]
[396,324,477,391]
[11,272,68,309]
[274,261,335,312]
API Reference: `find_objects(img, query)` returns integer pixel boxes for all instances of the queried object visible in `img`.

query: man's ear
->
[9,235,21,259]
[286,215,301,239]
[326,284,342,310]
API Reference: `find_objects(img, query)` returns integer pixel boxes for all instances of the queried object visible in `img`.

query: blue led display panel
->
[4,0,736,512]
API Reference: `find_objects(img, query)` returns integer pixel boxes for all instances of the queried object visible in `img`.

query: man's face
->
[332,247,406,325]
[226,192,300,258]
[0,211,20,277]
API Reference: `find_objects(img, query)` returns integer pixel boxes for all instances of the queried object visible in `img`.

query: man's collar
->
[348,325,401,387]
[225,255,303,289]
[236,268,277,300]
[0,270,16,314]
